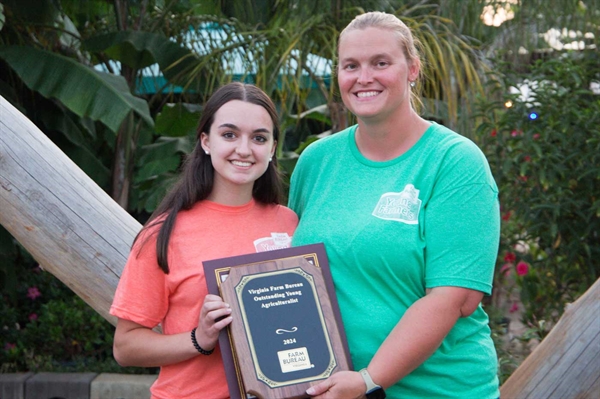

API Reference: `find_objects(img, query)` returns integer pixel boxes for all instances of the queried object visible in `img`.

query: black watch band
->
[366,389,386,399]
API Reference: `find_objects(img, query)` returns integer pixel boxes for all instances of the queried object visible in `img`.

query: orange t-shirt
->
[110,199,298,399]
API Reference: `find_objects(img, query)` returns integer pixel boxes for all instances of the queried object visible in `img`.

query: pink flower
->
[27,287,41,300]
[516,261,529,276]
[491,129,497,137]
[4,343,16,351]
[504,252,516,263]
[524,155,531,162]
[500,263,512,275]
[29,313,38,322]
[511,130,519,137]
[533,133,540,140]
[519,175,528,182]
[509,302,519,313]
[502,211,512,221]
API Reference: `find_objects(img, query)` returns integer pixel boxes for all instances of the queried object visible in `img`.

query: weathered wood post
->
[0,95,141,326]
[499,277,600,398]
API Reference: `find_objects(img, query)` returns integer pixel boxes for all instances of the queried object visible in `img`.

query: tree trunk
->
[111,111,135,209]
[0,95,141,326]
[499,277,600,398]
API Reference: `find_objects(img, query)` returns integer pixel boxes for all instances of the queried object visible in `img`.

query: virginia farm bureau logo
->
[372,184,421,224]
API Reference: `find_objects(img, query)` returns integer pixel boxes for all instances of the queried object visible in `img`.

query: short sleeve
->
[288,146,313,218]
[424,143,500,295]
[110,227,169,328]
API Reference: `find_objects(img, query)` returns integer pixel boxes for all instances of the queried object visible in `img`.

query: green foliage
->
[0,0,207,212]
[0,3,5,32]
[129,103,200,214]
[83,30,201,87]
[487,308,521,385]
[0,46,154,133]
[0,238,148,373]
[154,102,201,138]
[475,53,600,339]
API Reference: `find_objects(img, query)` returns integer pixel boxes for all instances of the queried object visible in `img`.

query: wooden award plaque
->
[203,243,352,399]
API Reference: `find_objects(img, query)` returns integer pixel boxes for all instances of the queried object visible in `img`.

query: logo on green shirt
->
[372,184,421,224]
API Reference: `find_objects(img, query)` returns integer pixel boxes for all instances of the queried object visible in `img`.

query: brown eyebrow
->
[218,123,272,134]
[340,53,392,63]
[371,53,392,59]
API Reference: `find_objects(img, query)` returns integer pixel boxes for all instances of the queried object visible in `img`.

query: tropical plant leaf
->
[0,45,153,132]
[155,103,201,137]
[2,0,58,25]
[294,135,320,155]
[40,101,92,147]
[137,136,193,165]
[83,31,200,84]
[287,104,330,123]
[0,3,5,32]
[0,79,23,112]
[188,1,222,16]
[62,141,111,189]
[139,173,179,213]
[135,155,180,183]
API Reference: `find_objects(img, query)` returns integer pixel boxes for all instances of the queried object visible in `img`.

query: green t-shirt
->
[289,123,500,398]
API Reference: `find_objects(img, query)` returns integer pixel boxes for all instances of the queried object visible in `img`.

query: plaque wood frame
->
[203,243,352,399]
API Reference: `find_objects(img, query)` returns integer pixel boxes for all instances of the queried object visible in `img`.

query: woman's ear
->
[270,140,277,158]
[408,58,421,82]
[200,132,210,154]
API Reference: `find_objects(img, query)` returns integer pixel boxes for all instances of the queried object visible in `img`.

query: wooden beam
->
[0,95,141,326]
[500,277,600,398]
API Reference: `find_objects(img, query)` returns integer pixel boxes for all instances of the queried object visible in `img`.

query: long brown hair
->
[136,82,283,273]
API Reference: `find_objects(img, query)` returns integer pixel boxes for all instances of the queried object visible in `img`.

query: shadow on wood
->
[0,95,141,326]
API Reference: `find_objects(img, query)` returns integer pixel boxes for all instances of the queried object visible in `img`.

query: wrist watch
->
[359,368,386,399]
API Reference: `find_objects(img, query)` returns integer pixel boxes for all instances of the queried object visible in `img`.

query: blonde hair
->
[338,11,423,111]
